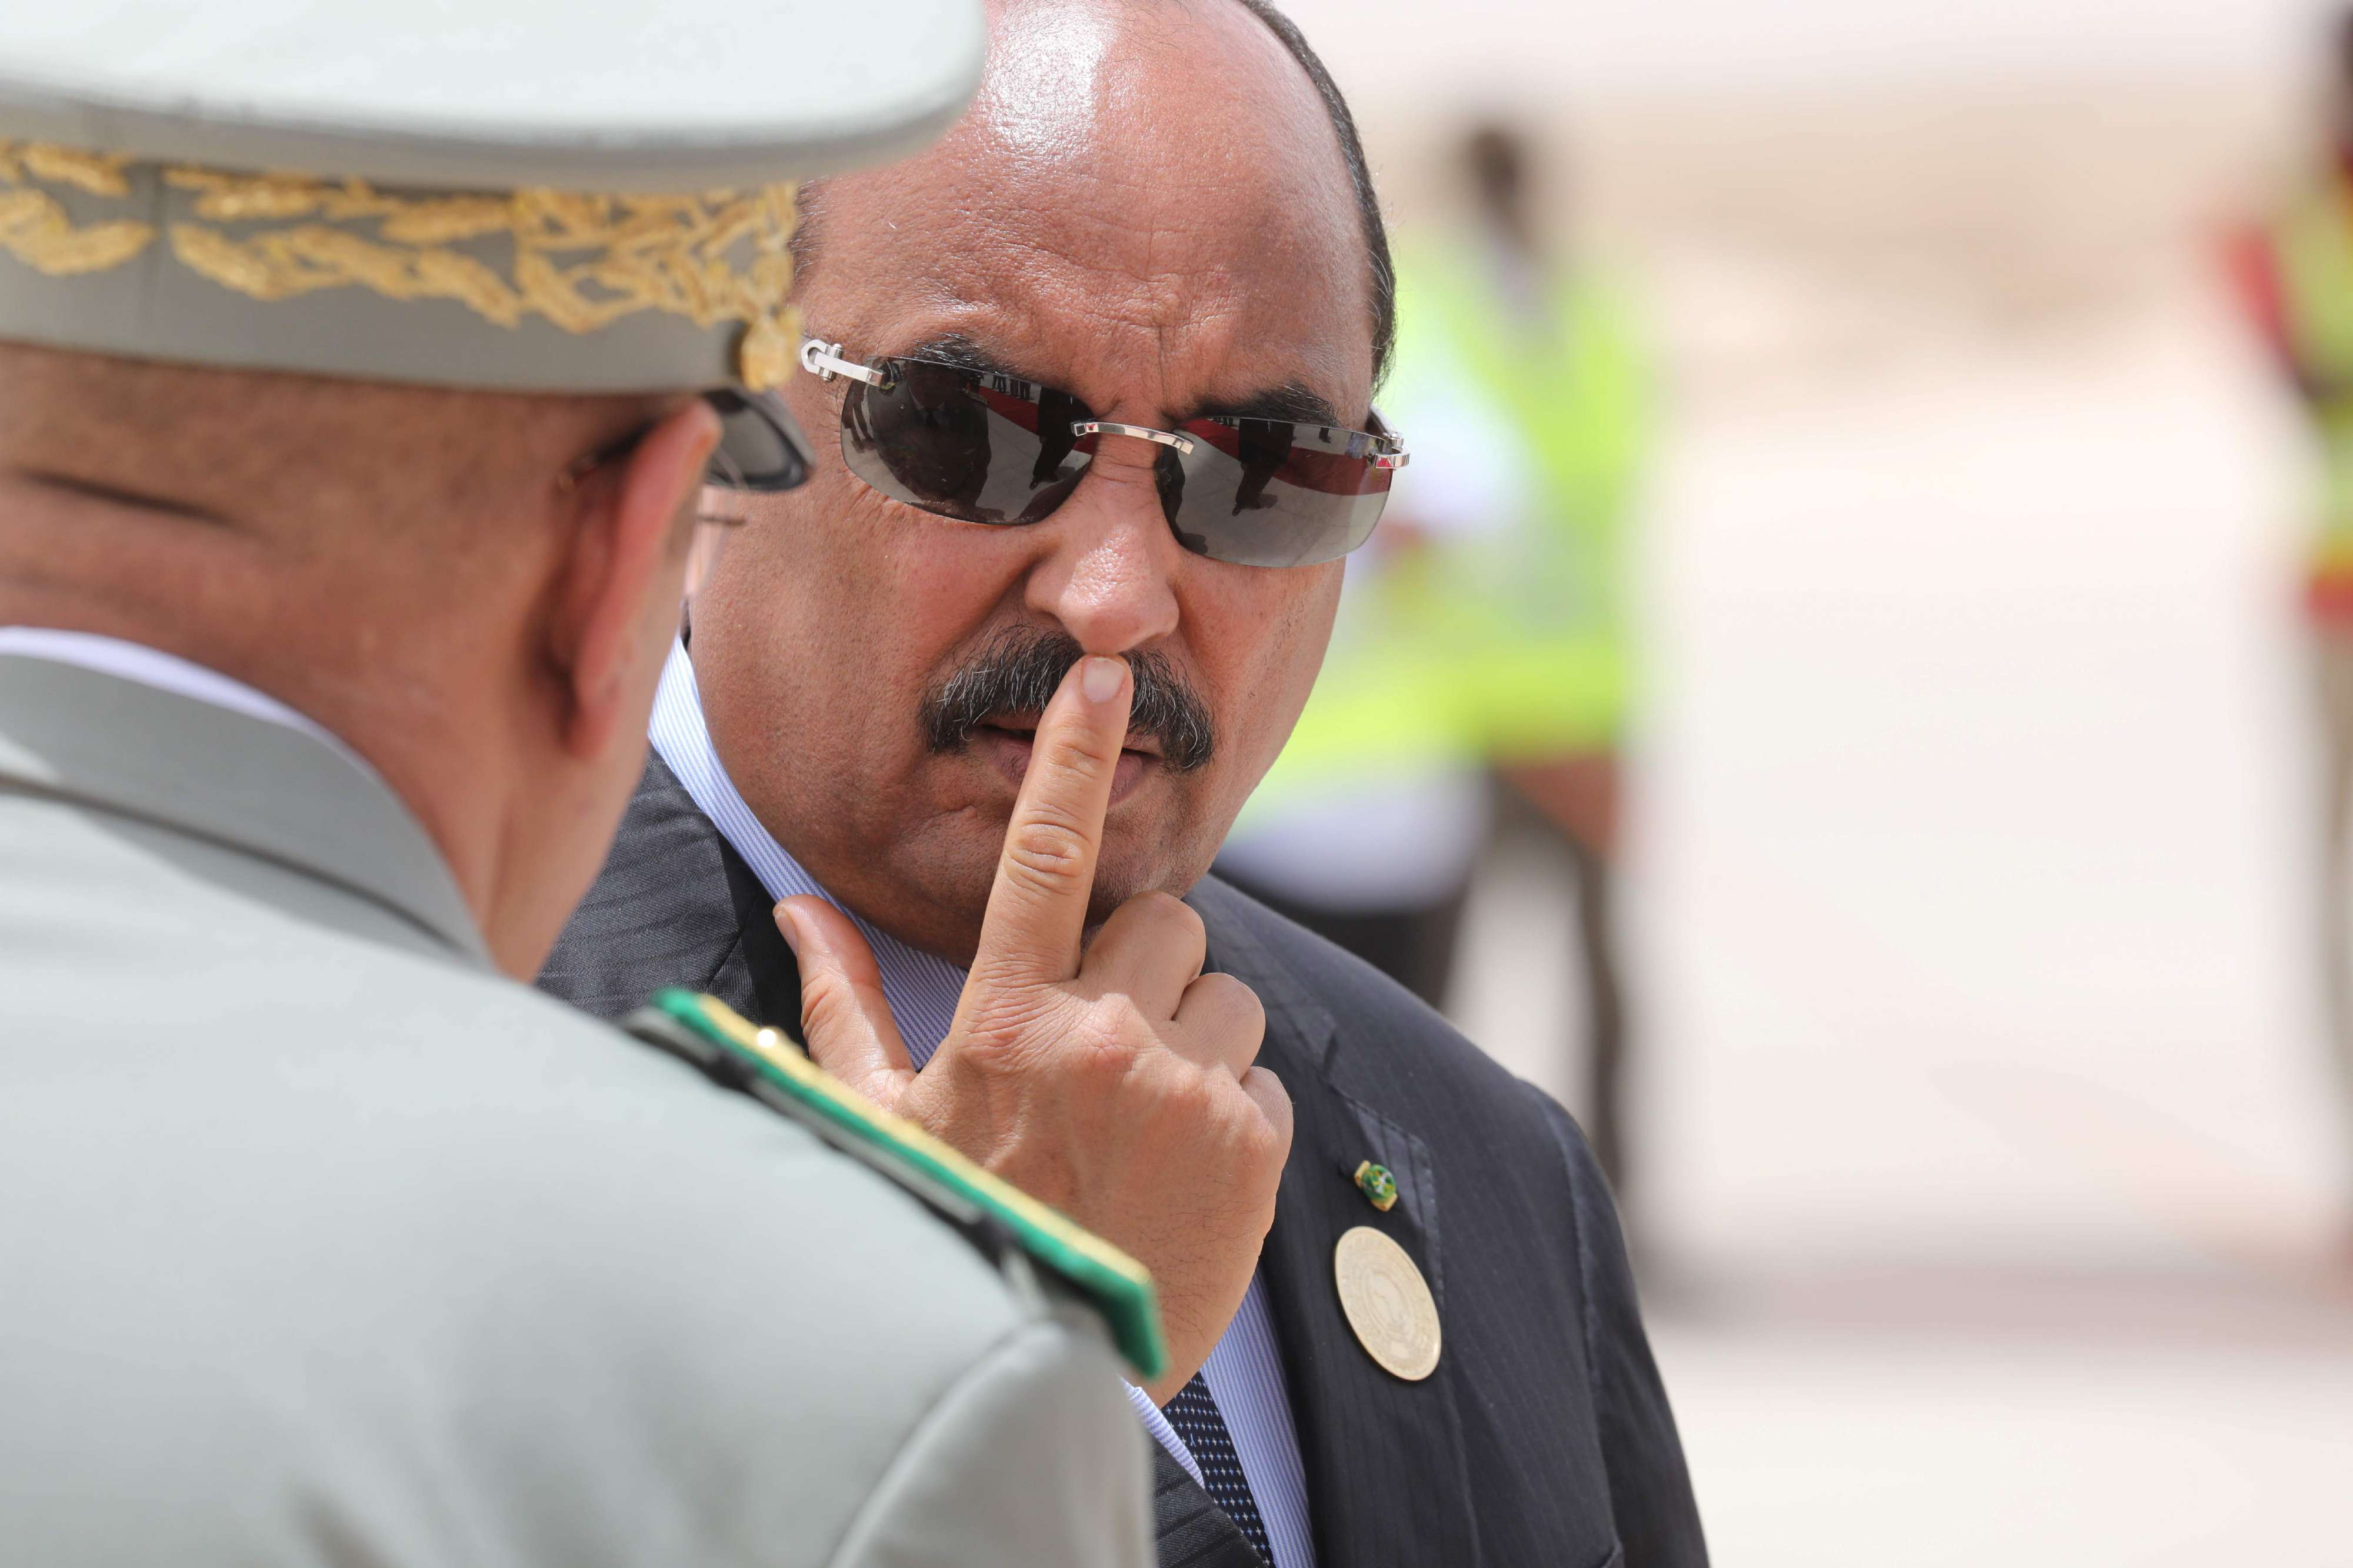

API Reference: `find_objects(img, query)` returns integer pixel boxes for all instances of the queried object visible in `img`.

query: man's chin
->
[1082,840,1213,928]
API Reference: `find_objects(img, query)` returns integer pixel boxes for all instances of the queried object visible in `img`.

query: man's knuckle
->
[1194,970,1257,1016]
[1061,994,1144,1057]
[1078,990,1145,1033]
[1103,1040,1182,1106]
[1002,817,1091,892]
[1240,1106,1288,1166]
[1228,985,1268,1043]
[1162,1057,1222,1115]
[1068,1030,1144,1089]
[799,977,849,1029]
[964,993,1062,1056]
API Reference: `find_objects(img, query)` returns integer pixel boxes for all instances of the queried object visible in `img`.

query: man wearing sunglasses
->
[545,2,1706,1564]
[0,4,1161,1566]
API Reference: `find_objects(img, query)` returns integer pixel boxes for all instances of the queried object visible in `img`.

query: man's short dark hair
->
[792,1,1397,387]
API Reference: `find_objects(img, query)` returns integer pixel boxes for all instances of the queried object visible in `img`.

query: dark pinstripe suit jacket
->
[541,757,1708,1568]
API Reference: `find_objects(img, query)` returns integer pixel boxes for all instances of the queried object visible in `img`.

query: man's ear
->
[549,398,720,758]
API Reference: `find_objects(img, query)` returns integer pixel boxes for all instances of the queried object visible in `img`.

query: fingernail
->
[1081,655,1126,704]
[774,903,802,955]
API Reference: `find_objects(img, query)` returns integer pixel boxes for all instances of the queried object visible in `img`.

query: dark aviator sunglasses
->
[799,338,1409,569]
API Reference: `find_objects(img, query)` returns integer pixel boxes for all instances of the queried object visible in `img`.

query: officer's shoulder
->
[617,989,1165,1385]
[248,954,1109,1370]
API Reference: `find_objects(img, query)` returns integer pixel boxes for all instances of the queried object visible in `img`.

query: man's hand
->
[774,655,1292,1402]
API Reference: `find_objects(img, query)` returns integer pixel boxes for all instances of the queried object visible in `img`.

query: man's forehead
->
[800,0,1372,415]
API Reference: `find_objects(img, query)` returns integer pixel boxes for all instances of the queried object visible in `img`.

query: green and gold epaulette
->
[622,989,1166,1382]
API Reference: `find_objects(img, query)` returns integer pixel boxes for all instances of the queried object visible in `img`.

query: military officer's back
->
[0,662,1149,1564]
[0,6,1154,1564]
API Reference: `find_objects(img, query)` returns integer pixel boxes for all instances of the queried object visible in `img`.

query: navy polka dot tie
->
[1163,1372,1273,1564]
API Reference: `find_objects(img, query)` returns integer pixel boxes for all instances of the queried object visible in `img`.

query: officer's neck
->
[0,474,579,979]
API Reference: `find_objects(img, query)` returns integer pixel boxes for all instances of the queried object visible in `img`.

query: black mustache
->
[919,628,1215,773]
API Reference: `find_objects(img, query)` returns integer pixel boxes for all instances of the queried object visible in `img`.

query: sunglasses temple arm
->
[799,339,892,388]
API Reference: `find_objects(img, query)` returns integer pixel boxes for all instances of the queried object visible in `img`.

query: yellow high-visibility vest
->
[2272,175,2353,571]
[1244,238,1650,821]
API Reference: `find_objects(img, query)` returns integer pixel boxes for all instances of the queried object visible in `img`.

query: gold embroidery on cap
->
[736,313,798,393]
[17,145,136,198]
[0,191,156,276]
[166,221,524,319]
[0,143,801,388]
[164,175,801,387]
[0,144,156,275]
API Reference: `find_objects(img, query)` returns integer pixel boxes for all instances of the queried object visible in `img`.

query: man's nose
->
[1022,441,1183,655]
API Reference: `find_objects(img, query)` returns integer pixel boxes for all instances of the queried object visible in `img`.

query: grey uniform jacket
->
[0,655,1154,1568]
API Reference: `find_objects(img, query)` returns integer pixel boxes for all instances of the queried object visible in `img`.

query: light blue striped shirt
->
[650,640,1315,1568]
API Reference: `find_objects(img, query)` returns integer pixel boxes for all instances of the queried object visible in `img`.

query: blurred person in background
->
[1218,121,1652,1189]
[2234,7,2353,1230]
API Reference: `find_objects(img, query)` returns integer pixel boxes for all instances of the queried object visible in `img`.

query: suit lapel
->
[1202,889,1484,1568]
[1150,1444,1268,1568]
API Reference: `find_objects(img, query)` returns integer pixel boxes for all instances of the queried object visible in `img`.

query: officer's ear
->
[546,398,720,759]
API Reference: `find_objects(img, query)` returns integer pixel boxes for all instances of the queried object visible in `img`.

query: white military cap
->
[0,0,983,394]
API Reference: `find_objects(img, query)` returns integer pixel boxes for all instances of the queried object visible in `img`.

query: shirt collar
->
[0,626,375,777]
[648,638,970,1066]
[0,635,485,962]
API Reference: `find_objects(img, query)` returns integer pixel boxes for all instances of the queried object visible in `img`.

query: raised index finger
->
[966,653,1132,995]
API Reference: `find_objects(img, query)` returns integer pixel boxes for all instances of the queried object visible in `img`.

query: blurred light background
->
[1274,1,2353,1560]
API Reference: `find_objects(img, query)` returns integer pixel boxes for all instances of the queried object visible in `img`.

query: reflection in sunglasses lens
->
[835,358,1395,565]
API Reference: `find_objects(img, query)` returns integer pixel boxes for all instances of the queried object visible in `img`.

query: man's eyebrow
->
[1201,382,1346,428]
[893,337,1352,429]
[898,333,1029,381]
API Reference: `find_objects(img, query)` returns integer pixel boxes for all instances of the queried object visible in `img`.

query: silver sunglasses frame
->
[798,338,1409,470]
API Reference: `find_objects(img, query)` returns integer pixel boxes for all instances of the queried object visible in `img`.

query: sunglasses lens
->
[839,361,1093,525]
[1162,418,1394,568]
[704,388,814,493]
[825,355,1396,566]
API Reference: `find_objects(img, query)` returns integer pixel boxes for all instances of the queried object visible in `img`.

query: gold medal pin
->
[1332,1225,1441,1382]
